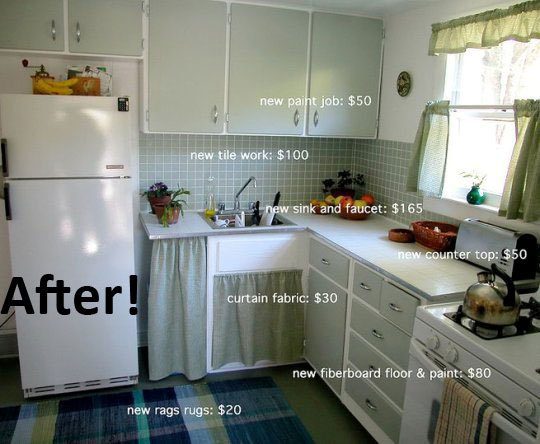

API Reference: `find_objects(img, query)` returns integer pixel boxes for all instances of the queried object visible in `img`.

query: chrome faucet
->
[234,176,257,210]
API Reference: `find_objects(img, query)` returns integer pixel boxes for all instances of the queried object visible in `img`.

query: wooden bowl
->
[339,205,370,220]
[388,228,415,243]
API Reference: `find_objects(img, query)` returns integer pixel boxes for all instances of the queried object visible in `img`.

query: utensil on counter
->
[253,201,261,225]
[272,191,281,207]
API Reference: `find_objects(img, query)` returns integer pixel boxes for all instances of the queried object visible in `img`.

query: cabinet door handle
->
[371,329,384,339]
[293,109,300,127]
[321,258,330,266]
[389,302,403,313]
[76,21,81,43]
[365,399,378,411]
[51,20,56,41]
[359,282,371,291]
[369,365,376,372]
[212,105,218,124]
[3,184,11,221]
[1,139,8,177]
[313,110,319,127]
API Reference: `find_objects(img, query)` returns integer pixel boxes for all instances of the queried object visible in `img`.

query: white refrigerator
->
[0,94,138,397]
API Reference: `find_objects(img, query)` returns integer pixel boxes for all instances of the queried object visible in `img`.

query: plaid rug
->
[0,377,313,443]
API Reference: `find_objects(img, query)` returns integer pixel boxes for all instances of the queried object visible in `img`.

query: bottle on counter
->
[205,176,217,218]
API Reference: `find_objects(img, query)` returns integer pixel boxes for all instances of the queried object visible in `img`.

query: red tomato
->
[361,194,375,206]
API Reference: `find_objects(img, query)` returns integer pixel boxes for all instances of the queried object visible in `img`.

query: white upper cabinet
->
[0,0,65,51]
[308,13,383,138]
[147,0,227,133]
[68,0,142,56]
[227,4,309,135]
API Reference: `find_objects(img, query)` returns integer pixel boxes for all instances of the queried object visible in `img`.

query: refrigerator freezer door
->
[0,94,131,178]
[7,178,138,390]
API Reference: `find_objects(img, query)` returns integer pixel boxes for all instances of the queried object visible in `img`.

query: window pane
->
[444,111,514,197]
[445,40,540,105]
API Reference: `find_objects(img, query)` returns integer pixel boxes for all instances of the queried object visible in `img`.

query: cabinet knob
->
[365,399,378,411]
[313,110,319,127]
[51,20,56,41]
[371,329,384,340]
[76,22,81,43]
[389,302,403,313]
[321,258,330,266]
[293,109,300,127]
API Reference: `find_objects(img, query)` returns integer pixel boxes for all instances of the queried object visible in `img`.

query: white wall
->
[0,52,150,349]
[378,0,517,143]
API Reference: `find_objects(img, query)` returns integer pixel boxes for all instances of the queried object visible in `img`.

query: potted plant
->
[322,170,365,198]
[155,187,191,227]
[143,182,172,214]
[461,171,487,205]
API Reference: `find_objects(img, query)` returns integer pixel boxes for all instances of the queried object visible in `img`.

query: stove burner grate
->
[444,300,540,340]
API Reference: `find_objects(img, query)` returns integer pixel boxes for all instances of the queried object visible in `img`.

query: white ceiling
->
[241,0,444,17]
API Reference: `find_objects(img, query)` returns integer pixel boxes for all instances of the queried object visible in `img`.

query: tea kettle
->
[463,264,520,326]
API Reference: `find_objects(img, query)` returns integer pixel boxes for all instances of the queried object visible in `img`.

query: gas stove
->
[444,297,540,340]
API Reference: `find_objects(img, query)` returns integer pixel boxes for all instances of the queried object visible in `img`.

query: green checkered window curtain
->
[499,100,540,221]
[429,1,540,55]
[406,101,450,197]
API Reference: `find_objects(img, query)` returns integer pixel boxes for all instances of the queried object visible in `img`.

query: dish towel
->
[435,378,497,444]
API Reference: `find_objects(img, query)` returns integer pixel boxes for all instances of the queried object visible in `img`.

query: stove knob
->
[445,346,459,364]
[427,335,440,350]
[518,398,536,418]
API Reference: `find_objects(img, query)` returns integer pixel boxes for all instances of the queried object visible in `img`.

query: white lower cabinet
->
[305,269,347,394]
[305,236,421,443]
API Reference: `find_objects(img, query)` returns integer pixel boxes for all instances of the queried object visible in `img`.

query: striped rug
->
[0,377,313,443]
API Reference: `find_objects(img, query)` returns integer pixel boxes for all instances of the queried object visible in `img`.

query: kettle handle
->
[491,264,516,307]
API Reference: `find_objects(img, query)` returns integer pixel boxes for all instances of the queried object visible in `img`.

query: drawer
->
[350,298,410,369]
[348,331,406,407]
[380,281,419,335]
[345,366,402,443]
[309,238,349,288]
[352,262,382,309]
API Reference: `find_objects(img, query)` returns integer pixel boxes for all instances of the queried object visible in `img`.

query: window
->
[442,39,540,207]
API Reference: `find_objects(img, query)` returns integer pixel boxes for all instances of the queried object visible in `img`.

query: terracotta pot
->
[154,205,180,225]
[148,195,171,214]
[331,188,355,198]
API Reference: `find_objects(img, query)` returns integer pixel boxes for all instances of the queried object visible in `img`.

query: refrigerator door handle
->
[1,139,8,177]
[3,183,11,220]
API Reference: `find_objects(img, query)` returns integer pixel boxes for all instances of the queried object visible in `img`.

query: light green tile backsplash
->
[352,139,459,226]
[139,133,354,210]
[139,133,457,225]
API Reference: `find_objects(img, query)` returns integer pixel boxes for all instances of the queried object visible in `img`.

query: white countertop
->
[140,211,481,300]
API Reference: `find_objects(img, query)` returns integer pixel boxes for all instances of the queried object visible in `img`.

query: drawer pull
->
[371,329,384,339]
[359,282,371,291]
[365,399,378,411]
[321,258,330,266]
[389,302,403,313]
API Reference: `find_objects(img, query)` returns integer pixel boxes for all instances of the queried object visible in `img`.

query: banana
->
[35,79,73,95]
[43,78,79,88]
